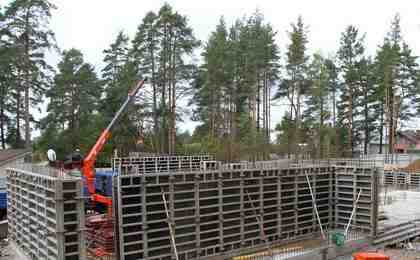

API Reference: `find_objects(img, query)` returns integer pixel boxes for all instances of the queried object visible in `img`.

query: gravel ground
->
[335,249,420,260]
[0,240,29,260]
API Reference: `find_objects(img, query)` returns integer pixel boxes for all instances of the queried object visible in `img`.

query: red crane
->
[82,78,147,214]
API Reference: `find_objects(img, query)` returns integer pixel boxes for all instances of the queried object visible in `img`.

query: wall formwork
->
[7,166,86,260]
[114,158,379,260]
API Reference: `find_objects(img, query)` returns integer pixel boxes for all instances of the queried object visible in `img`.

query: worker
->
[64,148,83,169]
[47,147,56,167]
[72,148,83,162]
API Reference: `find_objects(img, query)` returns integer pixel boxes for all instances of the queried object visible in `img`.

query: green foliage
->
[131,4,200,154]
[101,31,140,158]
[336,25,366,156]
[1,4,419,163]
[38,49,102,157]
[303,53,331,158]
[274,16,309,157]
[191,12,279,160]
[372,14,419,154]
[3,0,56,148]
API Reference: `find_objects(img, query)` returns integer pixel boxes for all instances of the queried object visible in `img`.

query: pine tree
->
[192,13,279,160]
[275,16,309,158]
[0,41,13,149]
[373,14,419,154]
[40,49,102,155]
[0,8,9,148]
[101,31,142,156]
[130,4,200,154]
[373,42,392,154]
[192,17,229,139]
[337,25,365,156]
[4,0,56,148]
[304,53,330,158]
[131,11,160,150]
[358,57,376,155]
[0,5,23,149]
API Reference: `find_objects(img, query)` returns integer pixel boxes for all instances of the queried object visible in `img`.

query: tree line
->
[1,0,419,162]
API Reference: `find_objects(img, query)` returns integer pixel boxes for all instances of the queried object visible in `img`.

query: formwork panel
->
[117,162,343,260]
[116,158,378,260]
[334,166,378,236]
[7,167,85,260]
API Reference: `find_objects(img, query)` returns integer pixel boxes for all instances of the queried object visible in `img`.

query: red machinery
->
[353,252,390,260]
[82,78,147,214]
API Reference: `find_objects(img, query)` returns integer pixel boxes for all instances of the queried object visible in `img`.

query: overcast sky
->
[6,0,420,133]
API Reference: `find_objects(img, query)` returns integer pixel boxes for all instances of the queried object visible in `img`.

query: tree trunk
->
[170,46,176,155]
[257,73,260,131]
[319,95,324,159]
[24,8,31,149]
[349,84,353,157]
[151,37,158,152]
[0,97,5,149]
[210,87,215,138]
[363,82,369,155]
[167,61,172,155]
[24,79,30,148]
[16,89,21,148]
[266,76,270,142]
[388,89,394,155]
[296,86,301,159]
[379,102,384,154]
[161,23,168,154]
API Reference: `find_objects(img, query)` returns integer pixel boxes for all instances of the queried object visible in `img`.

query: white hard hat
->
[47,149,56,162]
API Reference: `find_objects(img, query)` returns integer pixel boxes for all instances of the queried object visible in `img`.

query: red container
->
[353,252,390,260]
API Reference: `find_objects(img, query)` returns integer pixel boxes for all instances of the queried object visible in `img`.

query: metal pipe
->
[161,189,179,260]
[304,171,326,240]
[345,189,362,236]
[244,190,273,258]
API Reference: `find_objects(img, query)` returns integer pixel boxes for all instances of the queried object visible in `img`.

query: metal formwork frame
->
[334,166,377,236]
[115,162,368,260]
[7,167,85,260]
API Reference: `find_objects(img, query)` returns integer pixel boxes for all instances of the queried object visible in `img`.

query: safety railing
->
[6,163,75,179]
[116,156,379,175]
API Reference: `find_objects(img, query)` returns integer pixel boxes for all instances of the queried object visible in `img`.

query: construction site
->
[5,155,382,260]
[2,79,420,260]
[9,152,420,260]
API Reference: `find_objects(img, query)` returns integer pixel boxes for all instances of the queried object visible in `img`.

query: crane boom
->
[82,78,147,212]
